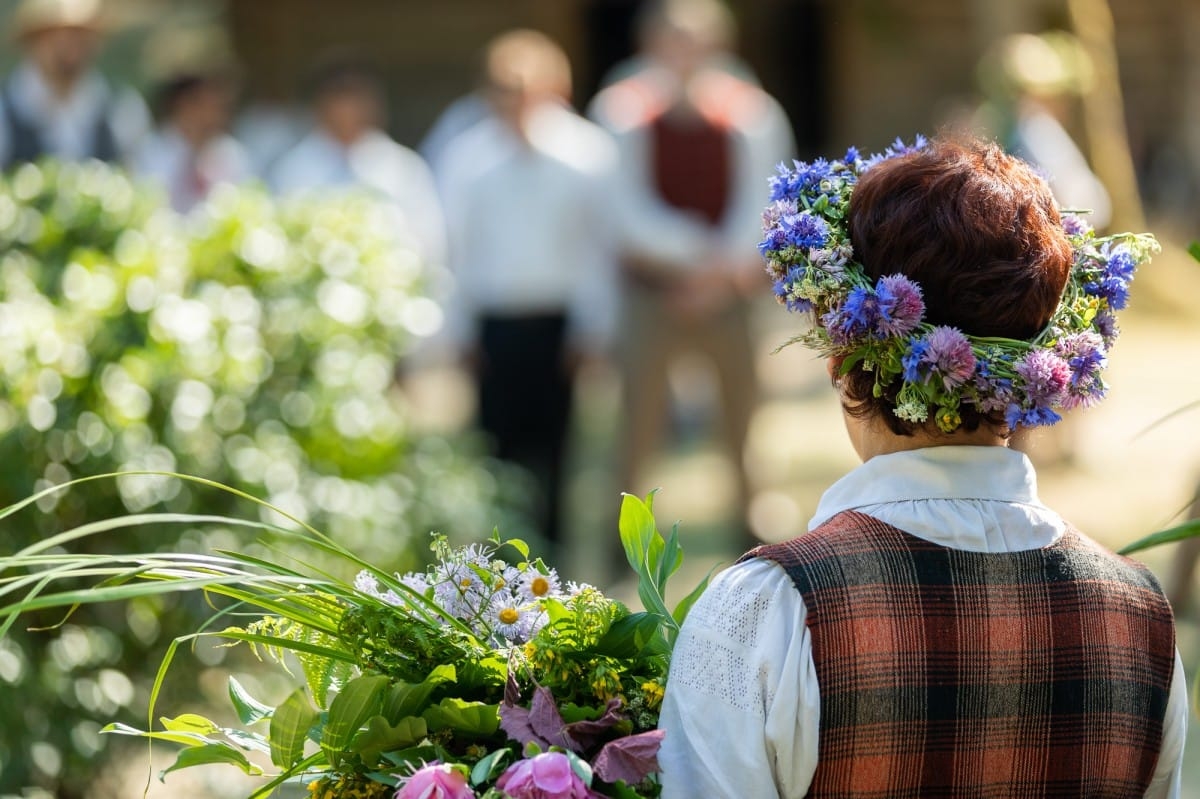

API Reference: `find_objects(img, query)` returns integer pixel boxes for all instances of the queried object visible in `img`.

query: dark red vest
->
[745,511,1176,798]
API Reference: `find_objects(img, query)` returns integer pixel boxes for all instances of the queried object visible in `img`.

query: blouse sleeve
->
[1143,650,1188,799]
[658,558,820,798]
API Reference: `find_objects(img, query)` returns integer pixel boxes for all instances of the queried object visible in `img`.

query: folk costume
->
[659,446,1187,797]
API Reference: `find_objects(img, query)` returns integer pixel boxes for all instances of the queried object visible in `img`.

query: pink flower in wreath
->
[495,752,601,799]
[395,762,476,799]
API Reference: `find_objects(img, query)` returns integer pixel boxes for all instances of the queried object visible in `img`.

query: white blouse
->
[659,446,1187,798]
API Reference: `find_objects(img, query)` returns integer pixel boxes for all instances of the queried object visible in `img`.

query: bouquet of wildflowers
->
[0,477,707,798]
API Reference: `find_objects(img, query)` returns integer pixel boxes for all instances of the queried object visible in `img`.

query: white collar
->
[810,446,1053,530]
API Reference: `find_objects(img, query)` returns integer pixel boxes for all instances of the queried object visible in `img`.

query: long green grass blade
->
[1119,519,1200,555]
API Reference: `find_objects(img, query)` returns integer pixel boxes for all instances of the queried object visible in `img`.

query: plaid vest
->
[746,511,1175,798]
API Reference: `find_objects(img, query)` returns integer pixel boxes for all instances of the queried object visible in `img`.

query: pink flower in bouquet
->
[495,752,601,799]
[396,762,476,799]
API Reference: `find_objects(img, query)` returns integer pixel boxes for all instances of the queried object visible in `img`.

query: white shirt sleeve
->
[1144,650,1188,799]
[659,558,819,798]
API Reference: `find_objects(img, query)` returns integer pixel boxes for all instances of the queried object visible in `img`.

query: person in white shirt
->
[0,0,149,170]
[437,30,619,551]
[134,27,251,213]
[270,55,446,270]
[589,0,795,554]
[659,138,1186,797]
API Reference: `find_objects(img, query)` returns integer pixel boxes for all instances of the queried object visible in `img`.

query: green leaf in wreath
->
[321,674,390,758]
[421,697,500,737]
[269,686,318,768]
[350,714,428,765]
[228,675,275,725]
[160,742,264,778]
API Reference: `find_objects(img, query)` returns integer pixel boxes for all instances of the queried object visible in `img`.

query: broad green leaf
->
[269,686,318,768]
[159,742,264,778]
[618,493,656,573]
[100,722,213,747]
[1188,240,1200,263]
[350,714,428,765]
[420,697,499,737]
[383,664,455,723]
[593,612,661,658]
[671,563,720,629]
[321,674,390,756]
[159,713,220,735]
[563,748,595,786]
[470,747,513,786]
[228,676,274,725]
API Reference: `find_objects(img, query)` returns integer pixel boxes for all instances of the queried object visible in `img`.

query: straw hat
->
[11,0,106,39]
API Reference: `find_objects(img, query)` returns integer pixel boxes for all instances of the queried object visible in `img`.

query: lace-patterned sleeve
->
[659,557,820,798]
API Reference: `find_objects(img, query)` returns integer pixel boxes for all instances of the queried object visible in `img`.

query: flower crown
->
[760,136,1160,432]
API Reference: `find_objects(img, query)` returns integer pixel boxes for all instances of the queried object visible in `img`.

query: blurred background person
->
[590,0,793,552]
[134,24,250,213]
[437,29,619,554]
[0,0,149,169]
[974,31,1112,229]
[269,52,446,269]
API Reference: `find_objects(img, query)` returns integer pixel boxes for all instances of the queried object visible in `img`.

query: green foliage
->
[0,482,694,796]
[0,161,529,794]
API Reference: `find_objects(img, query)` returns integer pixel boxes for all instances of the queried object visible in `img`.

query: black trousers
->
[477,313,572,547]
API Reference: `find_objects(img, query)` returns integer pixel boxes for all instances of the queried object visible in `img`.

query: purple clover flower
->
[1014,349,1071,409]
[1061,213,1092,237]
[921,326,976,388]
[874,274,925,336]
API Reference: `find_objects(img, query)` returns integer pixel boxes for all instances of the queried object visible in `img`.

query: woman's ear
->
[827,356,844,386]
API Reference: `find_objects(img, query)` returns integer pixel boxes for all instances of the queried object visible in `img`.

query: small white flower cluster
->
[354,540,568,646]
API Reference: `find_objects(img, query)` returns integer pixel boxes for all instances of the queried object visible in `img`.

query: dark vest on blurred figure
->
[743,510,1176,798]
[1,77,119,170]
[650,107,732,228]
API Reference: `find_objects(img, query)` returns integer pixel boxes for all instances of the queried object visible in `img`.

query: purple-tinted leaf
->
[500,686,573,751]
[592,729,665,785]
[563,698,624,751]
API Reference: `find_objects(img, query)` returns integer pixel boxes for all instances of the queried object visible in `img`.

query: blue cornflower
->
[768,158,834,202]
[901,338,929,382]
[1005,404,1062,430]
[772,267,814,313]
[781,211,830,249]
[758,211,830,256]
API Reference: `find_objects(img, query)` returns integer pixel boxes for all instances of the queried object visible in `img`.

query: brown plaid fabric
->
[745,511,1176,798]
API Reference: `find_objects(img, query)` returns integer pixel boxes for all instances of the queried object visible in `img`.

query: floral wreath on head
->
[759,136,1160,433]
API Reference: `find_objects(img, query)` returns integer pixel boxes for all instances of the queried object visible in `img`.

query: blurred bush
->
[0,161,527,795]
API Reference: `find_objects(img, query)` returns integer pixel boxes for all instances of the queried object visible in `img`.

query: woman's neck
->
[845,411,1007,463]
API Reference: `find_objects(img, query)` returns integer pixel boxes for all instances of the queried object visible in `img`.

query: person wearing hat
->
[0,0,150,169]
[133,25,251,212]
